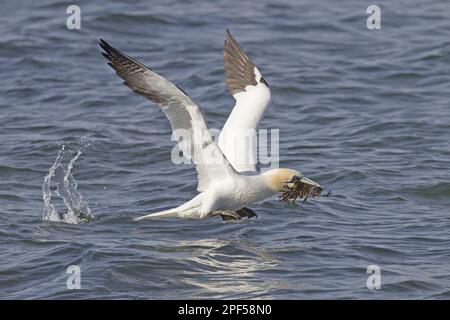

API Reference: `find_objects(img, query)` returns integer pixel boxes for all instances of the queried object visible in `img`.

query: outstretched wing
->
[100,39,236,191]
[218,30,271,173]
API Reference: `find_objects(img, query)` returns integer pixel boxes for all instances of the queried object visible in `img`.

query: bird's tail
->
[133,194,203,221]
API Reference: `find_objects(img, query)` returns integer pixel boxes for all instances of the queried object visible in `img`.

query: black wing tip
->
[225,29,235,42]
[99,38,109,50]
[99,39,111,56]
[99,38,112,48]
[99,38,120,58]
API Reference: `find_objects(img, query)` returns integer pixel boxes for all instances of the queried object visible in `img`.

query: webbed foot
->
[236,207,257,219]
[219,207,257,221]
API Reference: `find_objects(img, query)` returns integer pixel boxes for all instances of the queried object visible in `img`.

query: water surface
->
[1,0,450,299]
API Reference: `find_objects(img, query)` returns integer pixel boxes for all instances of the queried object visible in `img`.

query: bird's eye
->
[288,176,300,183]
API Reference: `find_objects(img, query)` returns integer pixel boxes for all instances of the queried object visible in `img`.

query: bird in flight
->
[100,30,322,221]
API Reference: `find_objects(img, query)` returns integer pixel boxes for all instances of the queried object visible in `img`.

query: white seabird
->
[100,30,322,221]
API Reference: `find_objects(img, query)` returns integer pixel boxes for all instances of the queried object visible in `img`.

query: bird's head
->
[263,168,323,202]
[263,168,302,192]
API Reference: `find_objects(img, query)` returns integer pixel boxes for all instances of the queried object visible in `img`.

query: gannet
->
[100,30,322,221]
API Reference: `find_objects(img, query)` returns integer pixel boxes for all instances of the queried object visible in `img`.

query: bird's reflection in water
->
[175,238,290,298]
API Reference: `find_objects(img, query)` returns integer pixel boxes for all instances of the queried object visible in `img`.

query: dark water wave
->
[0,0,449,299]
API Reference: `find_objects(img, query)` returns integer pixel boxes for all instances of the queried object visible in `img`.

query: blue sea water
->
[0,0,449,299]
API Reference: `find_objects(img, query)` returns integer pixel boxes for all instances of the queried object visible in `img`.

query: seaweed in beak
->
[279,176,323,204]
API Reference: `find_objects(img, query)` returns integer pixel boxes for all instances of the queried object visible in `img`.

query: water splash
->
[42,144,94,224]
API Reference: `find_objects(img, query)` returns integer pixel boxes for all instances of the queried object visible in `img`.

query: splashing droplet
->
[42,144,94,224]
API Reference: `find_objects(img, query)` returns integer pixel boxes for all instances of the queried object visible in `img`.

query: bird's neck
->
[239,174,279,202]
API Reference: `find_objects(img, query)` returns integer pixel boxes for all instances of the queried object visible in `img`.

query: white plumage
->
[100,30,322,221]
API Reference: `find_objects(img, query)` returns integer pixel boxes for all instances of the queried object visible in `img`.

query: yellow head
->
[262,168,302,192]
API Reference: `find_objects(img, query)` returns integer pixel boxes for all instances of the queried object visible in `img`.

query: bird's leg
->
[216,211,241,221]
[236,207,258,219]
[214,208,258,221]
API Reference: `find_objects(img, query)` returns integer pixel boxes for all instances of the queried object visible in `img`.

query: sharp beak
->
[299,177,322,190]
